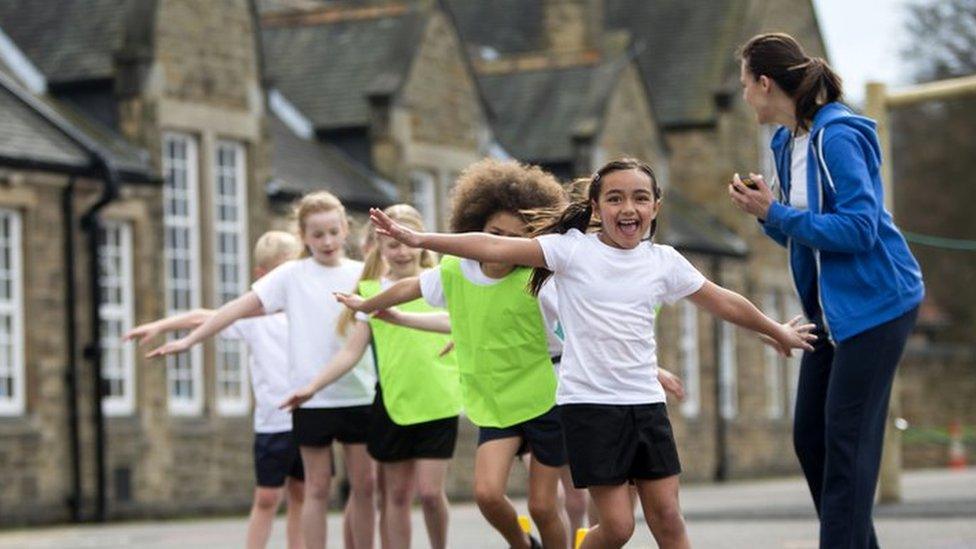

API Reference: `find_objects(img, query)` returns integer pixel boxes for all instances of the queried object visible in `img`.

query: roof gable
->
[261,9,428,130]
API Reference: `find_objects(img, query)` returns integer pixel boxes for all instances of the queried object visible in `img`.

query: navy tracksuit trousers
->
[793,306,918,549]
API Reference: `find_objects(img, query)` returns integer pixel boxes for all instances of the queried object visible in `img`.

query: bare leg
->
[285,478,306,549]
[246,486,284,549]
[635,476,690,549]
[380,460,415,549]
[376,466,388,549]
[343,443,377,549]
[527,456,568,549]
[415,459,451,549]
[580,484,635,549]
[473,438,531,548]
[560,466,587,534]
[299,446,334,549]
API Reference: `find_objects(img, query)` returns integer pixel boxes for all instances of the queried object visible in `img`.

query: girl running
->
[281,204,461,549]
[149,191,377,549]
[336,159,569,549]
[365,158,817,549]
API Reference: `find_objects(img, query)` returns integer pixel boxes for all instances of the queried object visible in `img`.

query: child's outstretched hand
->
[370,207,422,247]
[335,292,367,312]
[124,323,162,346]
[768,315,817,357]
[279,386,314,411]
[145,337,191,359]
[658,367,685,402]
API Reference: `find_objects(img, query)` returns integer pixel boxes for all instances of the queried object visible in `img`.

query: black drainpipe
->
[79,155,121,522]
[712,255,730,482]
[62,177,82,522]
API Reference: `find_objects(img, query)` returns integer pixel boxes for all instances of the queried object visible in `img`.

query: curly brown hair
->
[449,159,566,233]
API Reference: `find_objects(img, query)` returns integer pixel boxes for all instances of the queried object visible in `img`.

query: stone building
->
[0,0,391,525]
[260,1,496,230]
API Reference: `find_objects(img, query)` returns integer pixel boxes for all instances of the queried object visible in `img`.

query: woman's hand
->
[728,172,775,220]
[146,337,192,358]
[279,386,315,411]
[370,208,423,247]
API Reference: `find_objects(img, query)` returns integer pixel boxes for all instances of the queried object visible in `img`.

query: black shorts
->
[559,403,681,488]
[254,431,305,488]
[292,405,372,447]
[477,406,567,467]
[367,387,459,462]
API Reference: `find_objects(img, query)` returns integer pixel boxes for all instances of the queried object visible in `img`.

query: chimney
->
[543,0,604,54]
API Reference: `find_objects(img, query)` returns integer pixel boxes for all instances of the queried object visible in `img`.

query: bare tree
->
[903,0,976,82]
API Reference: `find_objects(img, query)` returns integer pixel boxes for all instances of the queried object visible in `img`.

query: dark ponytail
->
[739,33,843,132]
[527,158,660,295]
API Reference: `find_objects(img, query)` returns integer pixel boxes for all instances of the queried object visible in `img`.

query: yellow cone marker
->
[574,527,589,549]
[518,514,532,534]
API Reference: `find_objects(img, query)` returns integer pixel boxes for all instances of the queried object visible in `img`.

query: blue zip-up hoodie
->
[761,102,924,342]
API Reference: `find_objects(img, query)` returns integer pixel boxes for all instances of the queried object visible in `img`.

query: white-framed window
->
[763,291,785,419]
[409,170,437,231]
[678,300,700,418]
[213,140,250,415]
[0,209,24,416]
[719,321,738,420]
[162,132,204,415]
[99,221,136,416]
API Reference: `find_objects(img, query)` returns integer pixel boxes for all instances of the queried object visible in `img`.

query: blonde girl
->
[281,204,461,549]
[150,191,377,549]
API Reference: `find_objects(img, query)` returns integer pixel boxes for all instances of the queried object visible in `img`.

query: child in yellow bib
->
[336,160,568,549]
[282,204,460,549]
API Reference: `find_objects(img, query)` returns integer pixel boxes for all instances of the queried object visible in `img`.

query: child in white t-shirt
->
[126,231,306,549]
[148,192,377,549]
[367,158,816,549]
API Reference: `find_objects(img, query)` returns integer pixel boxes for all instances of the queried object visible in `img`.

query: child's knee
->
[527,493,558,522]
[645,504,685,537]
[387,482,413,507]
[350,474,375,499]
[473,481,505,509]
[254,488,282,511]
[600,514,635,545]
[416,486,444,510]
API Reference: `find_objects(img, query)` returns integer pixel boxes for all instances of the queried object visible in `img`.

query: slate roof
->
[0,69,154,180]
[269,115,397,210]
[261,11,428,130]
[0,0,147,84]
[478,55,625,164]
[446,0,744,128]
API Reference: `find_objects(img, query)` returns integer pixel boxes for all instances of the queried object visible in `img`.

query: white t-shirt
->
[419,259,562,356]
[790,133,810,210]
[223,314,292,433]
[537,230,706,405]
[252,257,376,408]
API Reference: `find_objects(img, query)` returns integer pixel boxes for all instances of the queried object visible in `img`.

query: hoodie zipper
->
[812,130,835,345]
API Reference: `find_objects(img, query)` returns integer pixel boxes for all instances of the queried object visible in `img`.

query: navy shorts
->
[559,403,681,488]
[254,431,304,488]
[367,386,459,462]
[292,405,371,447]
[478,406,567,467]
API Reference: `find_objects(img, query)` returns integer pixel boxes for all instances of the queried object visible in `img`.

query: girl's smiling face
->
[301,209,347,266]
[592,168,660,249]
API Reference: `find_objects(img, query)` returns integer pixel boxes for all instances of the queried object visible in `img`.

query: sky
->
[812,0,920,105]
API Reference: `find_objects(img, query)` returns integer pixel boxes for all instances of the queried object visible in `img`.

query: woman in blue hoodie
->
[729,33,924,549]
